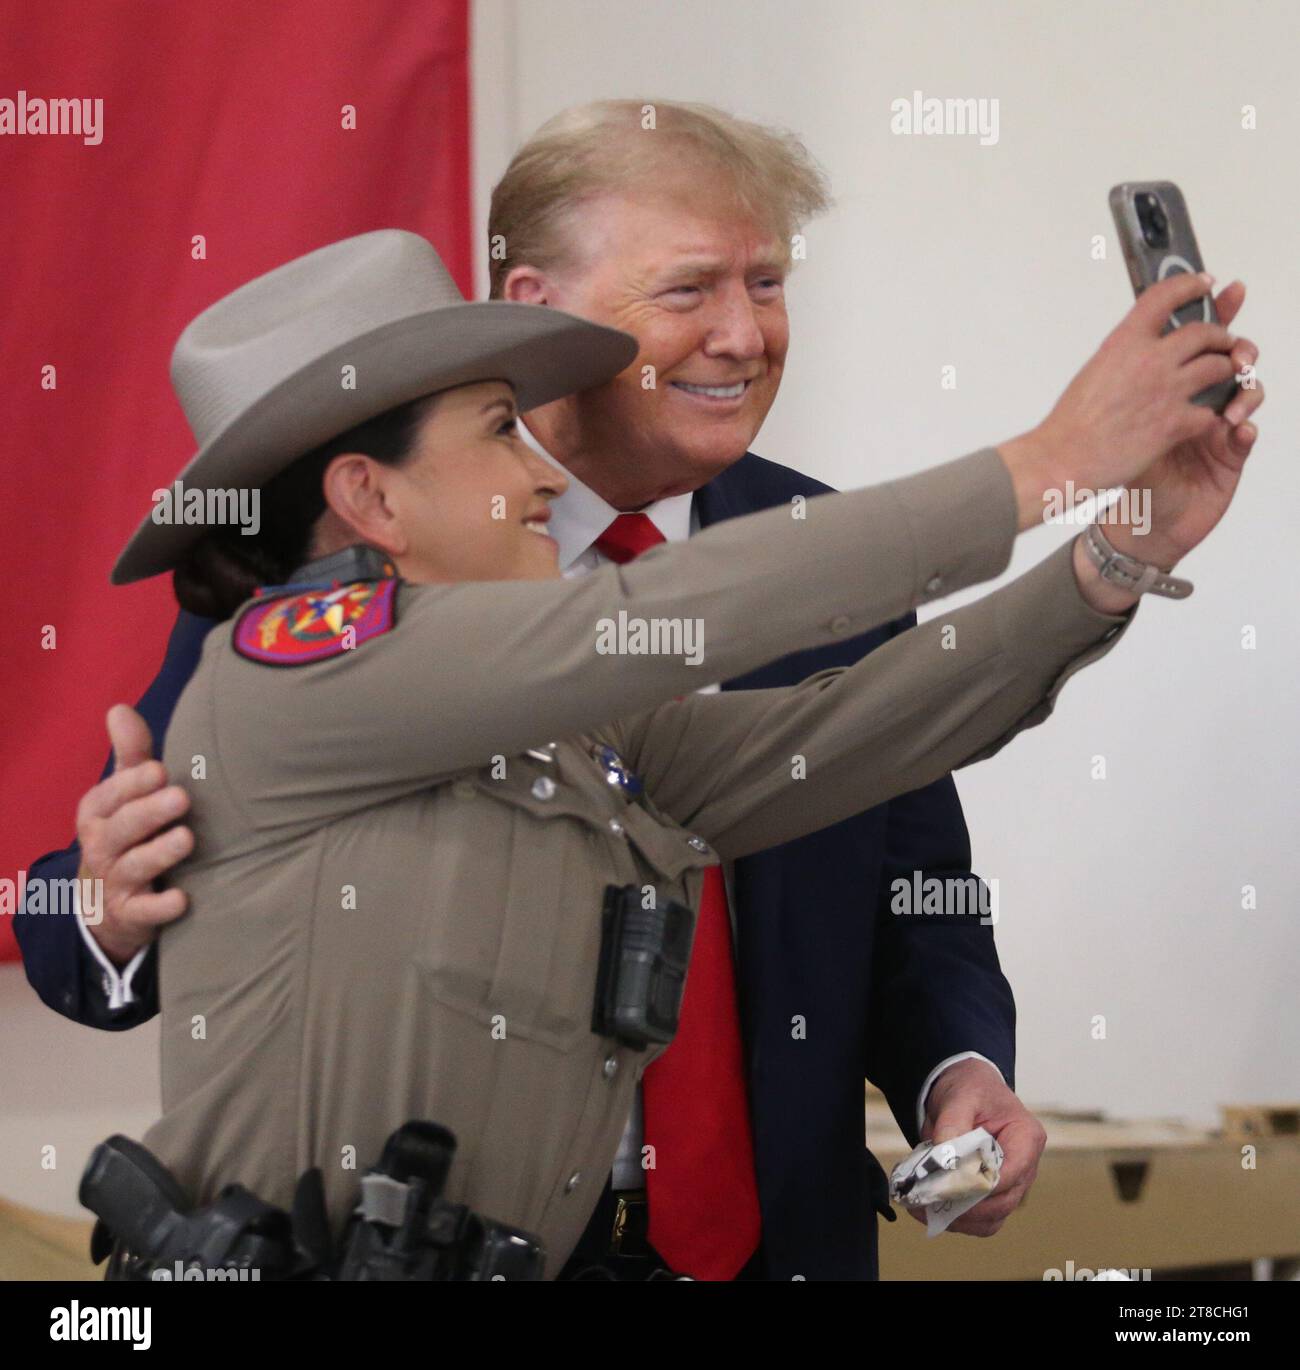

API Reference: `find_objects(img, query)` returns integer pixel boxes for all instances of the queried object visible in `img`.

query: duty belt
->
[79,1122,545,1282]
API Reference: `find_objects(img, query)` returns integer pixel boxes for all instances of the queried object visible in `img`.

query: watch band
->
[1082,522,1194,599]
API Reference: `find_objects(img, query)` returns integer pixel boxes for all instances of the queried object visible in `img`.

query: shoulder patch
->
[233,579,397,666]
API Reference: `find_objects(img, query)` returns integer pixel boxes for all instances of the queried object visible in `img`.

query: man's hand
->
[75,704,193,967]
[910,1057,1047,1237]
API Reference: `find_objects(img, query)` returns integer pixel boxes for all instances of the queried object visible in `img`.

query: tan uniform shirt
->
[142,445,1135,1276]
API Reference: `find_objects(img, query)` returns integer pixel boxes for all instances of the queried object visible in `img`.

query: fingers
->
[1213,279,1246,329]
[1161,319,1234,364]
[100,784,191,861]
[76,758,168,828]
[1208,281,1256,374]
[904,1199,1008,1238]
[1227,422,1259,458]
[77,769,192,899]
[991,1117,1044,1191]
[1224,377,1266,429]
[944,1114,1046,1237]
[72,711,193,959]
[115,886,189,928]
[1179,350,1238,399]
[943,1168,1031,1237]
[108,821,194,891]
[1131,270,1215,336]
[1230,338,1259,374]
[948,1198,1015,1236]
[107,704,154,772]
[1162,306,1262,425]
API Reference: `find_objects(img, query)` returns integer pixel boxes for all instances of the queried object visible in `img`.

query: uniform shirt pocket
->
[414,761,631,1053]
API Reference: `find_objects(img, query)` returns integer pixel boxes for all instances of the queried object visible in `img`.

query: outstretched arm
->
[608,536,1132,861]
[223,265,1262,827]
[221,445,1025,825]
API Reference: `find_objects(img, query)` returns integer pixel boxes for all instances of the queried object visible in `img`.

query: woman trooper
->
[107,229,1252,1279]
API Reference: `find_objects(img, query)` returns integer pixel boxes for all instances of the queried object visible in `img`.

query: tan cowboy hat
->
[112,229,638,584]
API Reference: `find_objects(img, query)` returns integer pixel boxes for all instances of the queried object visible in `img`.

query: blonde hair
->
[487,99,832,298]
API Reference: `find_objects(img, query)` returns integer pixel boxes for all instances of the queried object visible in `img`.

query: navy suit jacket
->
[17,450,1016,1280]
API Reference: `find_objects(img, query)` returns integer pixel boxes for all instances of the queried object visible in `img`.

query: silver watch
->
[1082,522,1193,599]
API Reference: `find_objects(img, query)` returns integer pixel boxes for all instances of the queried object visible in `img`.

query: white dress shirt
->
[77,892,148,1009]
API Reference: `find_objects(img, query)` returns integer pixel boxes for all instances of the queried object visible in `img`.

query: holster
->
[79,1123,545,1282]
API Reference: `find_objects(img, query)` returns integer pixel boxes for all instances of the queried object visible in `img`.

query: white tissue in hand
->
[889,1126,1003,1237]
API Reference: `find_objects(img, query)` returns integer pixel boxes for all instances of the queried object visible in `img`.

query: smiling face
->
[318,380,569,584]
[509,188,791,507]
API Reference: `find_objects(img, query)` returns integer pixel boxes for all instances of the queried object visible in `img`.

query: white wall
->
[472,0,1300,1126]
[0,966,158,1219]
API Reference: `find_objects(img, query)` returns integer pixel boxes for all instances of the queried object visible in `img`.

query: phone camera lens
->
[1136,192,1171,248]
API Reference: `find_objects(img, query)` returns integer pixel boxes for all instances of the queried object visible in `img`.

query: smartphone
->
[1109,180,1239,414]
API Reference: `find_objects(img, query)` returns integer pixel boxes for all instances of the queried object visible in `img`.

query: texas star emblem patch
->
[233,579,397,665]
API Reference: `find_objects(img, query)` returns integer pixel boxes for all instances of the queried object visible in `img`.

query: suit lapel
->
[694,456,750,531]
[695,458,756,694]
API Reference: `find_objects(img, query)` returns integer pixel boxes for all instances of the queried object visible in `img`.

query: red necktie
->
[593,513,762,1280]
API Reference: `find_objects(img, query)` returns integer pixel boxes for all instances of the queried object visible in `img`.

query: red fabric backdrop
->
[0,0,472,960]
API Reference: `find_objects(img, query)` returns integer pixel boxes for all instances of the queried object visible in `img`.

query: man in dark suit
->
[17,98,1047,1279]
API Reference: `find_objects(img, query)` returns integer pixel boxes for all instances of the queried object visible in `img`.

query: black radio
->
[591,882,695,1050]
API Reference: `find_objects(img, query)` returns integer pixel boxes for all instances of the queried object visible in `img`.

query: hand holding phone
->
[1109,180,1240,414]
